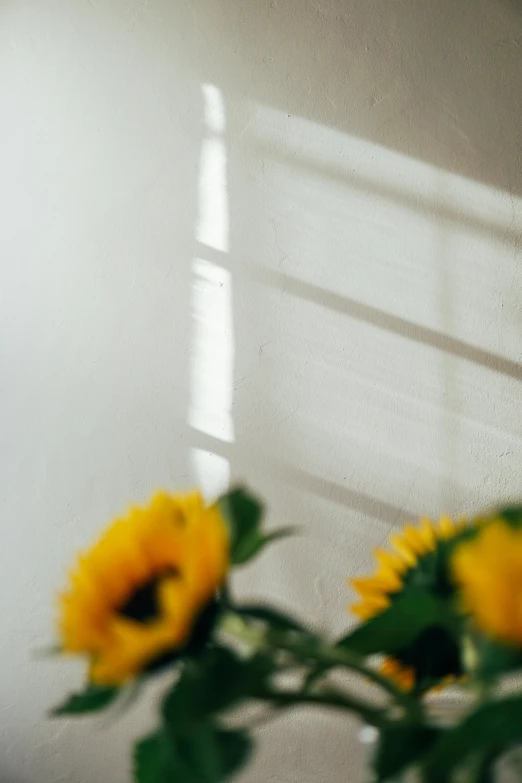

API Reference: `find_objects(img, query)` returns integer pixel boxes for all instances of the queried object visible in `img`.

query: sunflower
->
[452,519,522,646]
[350,516,467,690]
[59,491,229,686]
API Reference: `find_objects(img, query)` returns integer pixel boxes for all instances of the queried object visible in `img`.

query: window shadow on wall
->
[178,0,522,565]
[188,0,522,200]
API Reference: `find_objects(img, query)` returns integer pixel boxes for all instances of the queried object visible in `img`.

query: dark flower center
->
[143,598,221,675]
[119,570,178,624]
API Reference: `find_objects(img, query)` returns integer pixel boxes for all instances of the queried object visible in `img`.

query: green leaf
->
[476,636,522,682]
[338,590,459,657]
[162,646,273,729]
[175,723,222,783]
[235,604,308,633]
[232,530,266,564]
[134,731,174,783]
[219,488,262,562]
[134,724,253,783]
[52,684,119,716]
[375,722,439,782]
[218,488,290,565]
[134,728,215,783]
[423,696,522,783]
[396,625,462,691]
[234,527,293,565]
[162,648,241,727]
[498,505,522,528]
[216,727,253,778]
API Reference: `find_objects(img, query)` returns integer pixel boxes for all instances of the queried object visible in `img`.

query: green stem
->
[462,631,492,703]
[221,612,422,720]
[464,747,497,783]
[287,638,417,713]
[258,686,386,727]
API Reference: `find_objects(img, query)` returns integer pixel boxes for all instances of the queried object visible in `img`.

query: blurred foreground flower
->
[350,516,467,691]
[50,491,522,783]
[452,518,522,645]
[59,491,229,685]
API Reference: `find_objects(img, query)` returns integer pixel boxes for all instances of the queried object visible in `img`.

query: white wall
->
[1,1,522,781]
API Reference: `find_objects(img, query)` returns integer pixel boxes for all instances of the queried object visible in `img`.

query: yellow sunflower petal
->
[417,517,437,549]
[438,515,457,539]
[349,515,468,626]
[90,618,177,685]
[380,658,415,691]
[401,524,430,556]
[57,489,230,685]
[373,548,407,575]
[452,520,522,645]
[350,594,390,619]
[389,533,418,567]
[349,512,471,693]
[351,571,403,596]
[183,501,229,603]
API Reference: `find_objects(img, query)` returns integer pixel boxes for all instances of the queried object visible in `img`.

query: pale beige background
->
[1,1,522,780]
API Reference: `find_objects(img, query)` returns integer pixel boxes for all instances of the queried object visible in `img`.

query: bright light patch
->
[191,448,231,502]
[196,84,229,252]
[201,83,226,134]
[190,258,234,442]
[189,83,234,462]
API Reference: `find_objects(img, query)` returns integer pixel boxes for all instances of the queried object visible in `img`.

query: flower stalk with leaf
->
[51,488,522,783]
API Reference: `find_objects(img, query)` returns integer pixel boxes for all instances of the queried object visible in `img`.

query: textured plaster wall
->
[1,1,522,781]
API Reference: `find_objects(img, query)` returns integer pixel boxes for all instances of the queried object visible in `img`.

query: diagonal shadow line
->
[194,241,229,268]
[254,141,521,246]
[277,464,415,527]
[253,267,522,383]
[190,429,233,460]
[189,430,414,526]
